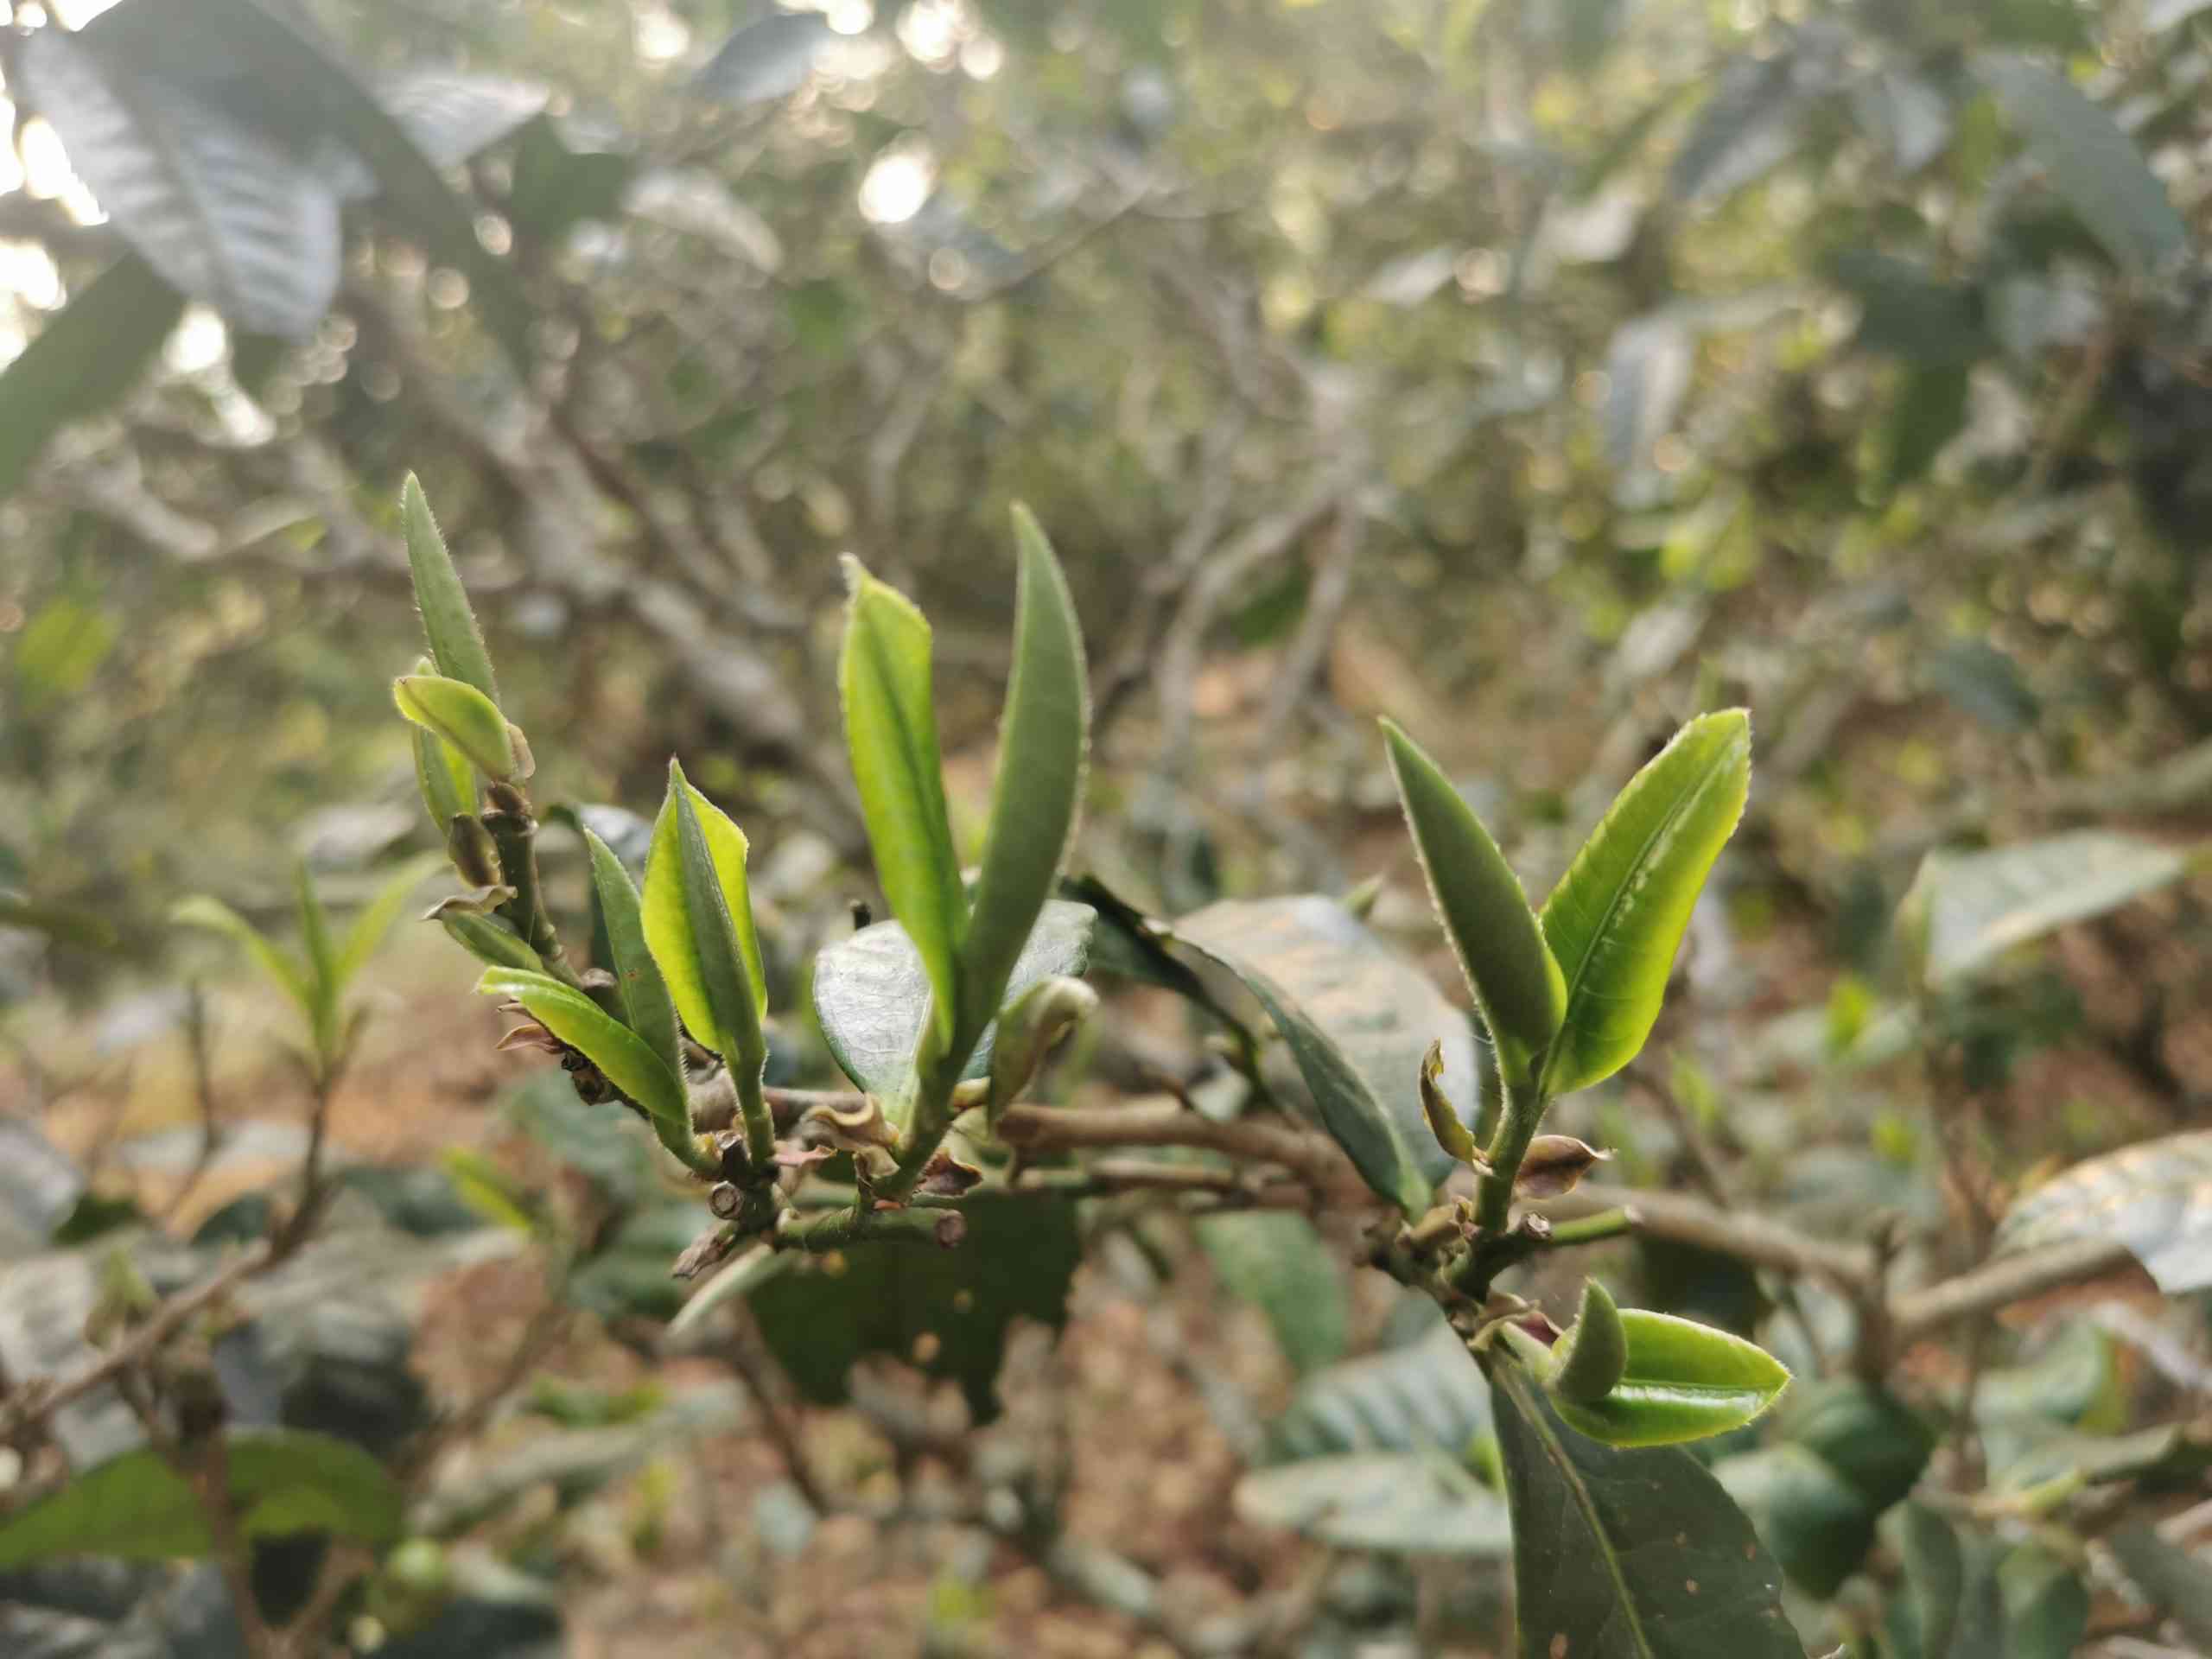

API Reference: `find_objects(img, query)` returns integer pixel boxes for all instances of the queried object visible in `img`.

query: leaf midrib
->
[1507,1364,1658,1659]
[1539,737,1731,1096]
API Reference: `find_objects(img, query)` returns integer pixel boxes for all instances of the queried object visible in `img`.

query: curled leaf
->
[1550,1279,1630,1404]
[1514,1135,1611,1199]
[1419,1039,1483,1166]
[474,967,689,1128]
[445,815,503,889]
[1549,1307,1791,1447]
[986,974,1097,1119]
[394,673,518,781]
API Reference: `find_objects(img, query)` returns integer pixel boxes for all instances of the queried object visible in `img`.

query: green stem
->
[732,1065,777,1178]
[1474,1073,1544,1236]
[485,797,582,991]
[776,1205,955,1252]
[1546,1208,1635,1247]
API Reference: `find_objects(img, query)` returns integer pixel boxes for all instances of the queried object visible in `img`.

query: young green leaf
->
[294,862,340,1052]
[1538,710,1751,1096]
[411,724,476,833]
[958,506,1090,1051]
[333,852,444,992]
[1548,1306,1790,1447]
[1491,1362,1804,1659]
[1382,718,1565,1084]
[585,827,682,1081]
[838,556,964,1046]
[438,910,543,972]
[1550,1279,1630,1404]
[641,763,767,1052]
[986,973,1097,1117]
[393,673,518,781]
[474,967,689,1128]
[171,895,312,1017]
[400,472,499,704]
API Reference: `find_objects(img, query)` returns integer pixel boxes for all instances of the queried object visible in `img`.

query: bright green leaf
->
[1539,710,1751,1096]
[393,673,517,781]
[400,474,499,705]
[1382,717,1565,1084]
[438,910,542,973]
[1545,1306,1790,1447]
[586,828,683,1081]
[1491,1361,1803,1658]
[441,1147,537,1236]
[958,506,1090,1053]
[171,894,312,1016]
[641,764,766,1060]
[294,861,341,1059]
[838,556,964,1047]
[474,967,689,1128]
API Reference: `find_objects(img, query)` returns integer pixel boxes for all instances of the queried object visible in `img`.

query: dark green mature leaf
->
[2107,1529,2212,1648]
[507,115,635,244]
[1829,251,1988,367]
[1173,895,1471,1214]
[1382,719,1565,1086]
[1491,1361,1802,1658]
[474,968,688,1128]
[1997,1129,2212,1294]
[0,253,182,501]
[1903,830,2192,988]
[813,901,1095,1096]
[0,1430,402,1566]
[1713,1442,1880,1600]
[747,1194,1078,1422]
[1893,1503,1966,1659]
[1234,1451,1511,1555]
[393,675,517,780]
[1999,1543,2090,1659]
[401,475,499,706]
[1538,711,1751,1097]
[959,506,1090,1053]
[839,557,965,1052]
[1975,52,2190,277]
[1196,1211,1348,1376]
[1878,364,1971,496]
[585,830,682,1083]
[1784,1377,1935,1512]
[20,22,340,337]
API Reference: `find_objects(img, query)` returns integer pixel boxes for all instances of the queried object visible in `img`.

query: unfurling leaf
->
[332,852,444,991]
[171,895,312,1016]
[474,967,689,1128]
[959,506,1090,1060]
[986,973,1097,1118]
[1514,1135,1611,1198]
[400,474,499,704]
[394,674,518,781]
[585,828,683,1082]
[641,763,767,1058]
[438,910,542,972]
[1540,1304,1790,1447]
[1419,1039,1483,1166]
[1382,719,1565,1085]
[1539,710,1751,1097]
[838,556,964,1050]
[294,861,340,1059]
[1550,1279,1630,1404]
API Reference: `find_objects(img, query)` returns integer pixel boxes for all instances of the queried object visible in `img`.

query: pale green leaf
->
[1382,718,1564,1085]
[400,473,499,704]
[171,894,312,1015]
[411,723,476,832]
[1538,710,1751,1096]
[838,556,964,1046]
[475,967,690,1128]
[393,673,517,780]
[958,505,1090,1051]
[587,827,683,1081]
[641,764,766,1057]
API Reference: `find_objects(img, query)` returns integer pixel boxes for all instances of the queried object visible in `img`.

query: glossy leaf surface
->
[641,765,766,1060]
[1549,1307,1790,1447]
[1539,711,1751,1096]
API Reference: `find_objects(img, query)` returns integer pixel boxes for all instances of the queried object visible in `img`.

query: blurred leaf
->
[1670,43,1820,203]
[377,72,547,172]
[1382,719,1565,1085]
[1174,895,1471,1214]
[1540,1308,1789,1448]
[393,676,517,780]
[1491,1361,1802,1657]
[19,21,340,336]
[839,558,964,1054]
[1996,1128,2212,1294]
[2107,1528,2212,1648]
[747,1193,1078,1423]
[1851,67,1953,174]
[1903,830,2192,987]
[0,254,182,501]
[1878,364,1972,496]
[1829,251,1988,367]
[692,10,835,106]
[1267,1319,1493,1462]
[11,594,119,715]
[1713,1442,1879,1599]
[567,1203,712,1325]
[1999,1543,2090,1659]
[332,852,442,995]
[508,115,635,244]
[1538,711,1752,1096]
[1603,311,1694,477]
[172,895,313,1016]
[0,1429,403,1566]
[1234,1451,1510,1555]
[958,507,1090,1058]
[813,901,1095,1096]
[1975,52,2189,277]
[1784,1377,1935,1512]
[1925,638,2039,733]
[642,765,766,1068]
[1893,1502,1967,1659]
[505,1070,653,1211]
[401,476,499,706]
[441,1148,537,1236]
[585,829,682,1083]
[474,969,688,1128]
[0,894,119,951]
[1195,1211,1348,1376]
